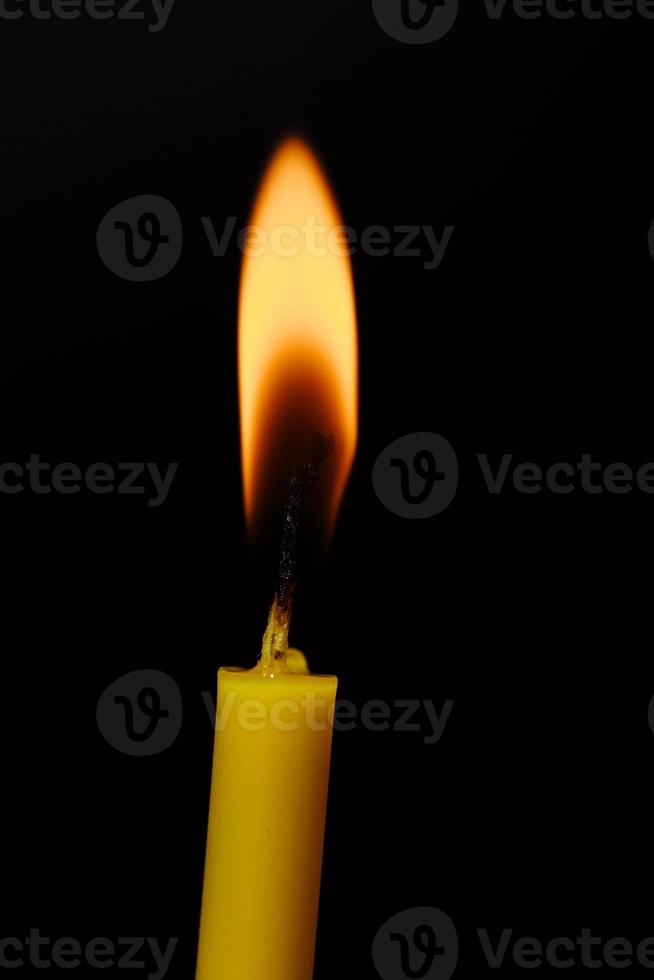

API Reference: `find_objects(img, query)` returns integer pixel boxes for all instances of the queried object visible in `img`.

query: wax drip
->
[258,433,334,675]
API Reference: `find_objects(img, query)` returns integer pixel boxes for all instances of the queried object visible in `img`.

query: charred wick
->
[275,433,335,619]
[258,433,335,670]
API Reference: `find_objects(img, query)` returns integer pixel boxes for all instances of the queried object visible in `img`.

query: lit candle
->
[196,138,358,980]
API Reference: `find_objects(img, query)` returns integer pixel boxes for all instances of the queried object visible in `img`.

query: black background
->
[1,1,653,977]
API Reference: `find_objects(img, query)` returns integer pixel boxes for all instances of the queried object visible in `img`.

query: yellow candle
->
[196,136,357,980]
[196,607,337,980]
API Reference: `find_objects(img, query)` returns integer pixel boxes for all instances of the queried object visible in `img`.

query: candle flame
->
[239,137,358,541]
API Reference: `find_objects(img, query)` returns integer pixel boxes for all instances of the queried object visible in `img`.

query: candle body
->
[196,665,338,980]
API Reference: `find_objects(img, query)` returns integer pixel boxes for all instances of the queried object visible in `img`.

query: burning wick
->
[260,433,335,672]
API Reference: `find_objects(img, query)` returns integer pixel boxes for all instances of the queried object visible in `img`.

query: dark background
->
[1,1,652,977]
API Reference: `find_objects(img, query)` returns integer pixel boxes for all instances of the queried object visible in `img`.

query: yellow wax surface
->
[196,662,338,980]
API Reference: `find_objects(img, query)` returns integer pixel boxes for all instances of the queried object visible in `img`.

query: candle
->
[195,138,358,980]
[195,605,338,980]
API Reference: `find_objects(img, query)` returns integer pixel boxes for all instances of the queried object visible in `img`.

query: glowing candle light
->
[195,137,358,980]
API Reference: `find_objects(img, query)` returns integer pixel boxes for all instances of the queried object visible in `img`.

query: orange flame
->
[239,138,358,540]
